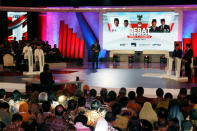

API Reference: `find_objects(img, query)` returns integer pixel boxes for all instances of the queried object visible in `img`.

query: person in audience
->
[0,89,6,103]
[140,119,153,131]
[37,101,52,123]
[119,96,136,118]
[167,118,180,131]
[155,107,168,130]
[156,118,168,131]
[127,91,141,113]
[22,42,32,71]
[18,102,30,122]
[181,120,193,131]
[100,96,111,112]
[112,102,129,131]
[97,88,108,104]
[85,100,105,128]
[156,92,173,111]
[40,64,54,91]
[105,112,118,131]
[65,100,78,124]
[3,113,24,131]
[45,104,69,130]
[139,102,158,125]
[127,116,141,131]
[74,114,91,131]
[0,102,11,126]
[168,100,184,126]
[108,91,117,106]
[117,87,127,101]
[177,88,188,108]
[86,89,97,109]
[95,117,109,131]
[9,90,22,114]
[135,87,148,106]
[38,92,48,104]
[78,97,87,115]
[188,95,197,130]
[153,88,164,107]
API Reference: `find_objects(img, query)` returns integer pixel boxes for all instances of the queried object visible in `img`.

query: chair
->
[3,54,15,71]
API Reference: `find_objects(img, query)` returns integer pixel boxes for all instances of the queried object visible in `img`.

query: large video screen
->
[103,12,179,51]
[8,12,27,42]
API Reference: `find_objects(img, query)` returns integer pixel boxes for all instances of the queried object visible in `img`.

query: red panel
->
[70,33,76,58]
[66,28,73,58]
[191,33,197,57]
[58,21,64,54]
[38,14,46,42]
[75,38,80,58]
[62,24,68,57]
[79,40,84,58]
[183,38,191,53]
[174,41,182,51]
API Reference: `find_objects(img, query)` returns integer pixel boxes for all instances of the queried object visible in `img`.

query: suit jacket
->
[183,49,193,63]
[172,49,182,58]
[91,43,100,55]
[159,24,170,32]
[149,26,160,32]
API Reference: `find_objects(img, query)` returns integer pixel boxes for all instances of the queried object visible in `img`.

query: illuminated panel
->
[79,40,84,58]
[191,33,197,57]
[62,24,68,57]
[66,28,73,58]
[58,21,64,54]
[70,33,76,58]
[75,38,80,58]
[183,38,191,53]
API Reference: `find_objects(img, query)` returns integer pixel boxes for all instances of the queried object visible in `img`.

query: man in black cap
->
[149,19,159,32]
[159,19,170,32]
[183,44,193,81]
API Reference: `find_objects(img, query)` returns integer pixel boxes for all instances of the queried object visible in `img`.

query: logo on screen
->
[131,43,136,47]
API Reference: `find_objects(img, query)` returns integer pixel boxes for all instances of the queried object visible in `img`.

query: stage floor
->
[0,62,197,97]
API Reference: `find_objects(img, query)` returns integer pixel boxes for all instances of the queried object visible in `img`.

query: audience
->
[0,86,196,131]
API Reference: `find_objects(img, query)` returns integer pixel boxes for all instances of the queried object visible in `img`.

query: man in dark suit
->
[172,44,182,58]
[149,19,159,32]
[172,43,182,76]
[91,40,100,69]
[159,19,170,33]
[183,44,193,81]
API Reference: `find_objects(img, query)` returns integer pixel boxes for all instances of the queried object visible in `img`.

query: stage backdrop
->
[103,12,179,51]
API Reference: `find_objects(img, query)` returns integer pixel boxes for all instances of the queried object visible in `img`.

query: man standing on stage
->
[22,42,32,71]
[183,44,193,81]
[91,40,100,69]
[35,44,44,71]
[172,44,182,58]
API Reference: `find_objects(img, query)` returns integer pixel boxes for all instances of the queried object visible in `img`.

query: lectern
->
[27,51,33,73]
[166,57,173,76]
[38,54,45,72]
[175,57,182,78]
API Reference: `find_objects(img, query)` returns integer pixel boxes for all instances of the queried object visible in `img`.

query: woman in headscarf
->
[168,100,184,127]
[139,102,158,125]
[19,101,30,122]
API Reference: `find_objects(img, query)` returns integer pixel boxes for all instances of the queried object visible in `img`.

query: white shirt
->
[111,25,121,32]
[34,49,44,61]
[22,46,32,59]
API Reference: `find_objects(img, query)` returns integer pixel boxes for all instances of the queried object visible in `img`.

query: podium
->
[162,57,188,82]
[23,53,45,75]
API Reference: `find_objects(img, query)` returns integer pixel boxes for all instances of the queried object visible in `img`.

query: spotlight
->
[160,55,166,63]
[144,55,151,63]
[128,55,134,63]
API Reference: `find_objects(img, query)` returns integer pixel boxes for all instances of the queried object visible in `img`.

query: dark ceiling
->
[1,0,197,7]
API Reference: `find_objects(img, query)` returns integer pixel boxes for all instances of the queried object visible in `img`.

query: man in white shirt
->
[111,18,120,32]
[34,45,44,71]
[22,42,32,71]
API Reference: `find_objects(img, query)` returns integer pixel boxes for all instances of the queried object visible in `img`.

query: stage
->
[0,62,197,97]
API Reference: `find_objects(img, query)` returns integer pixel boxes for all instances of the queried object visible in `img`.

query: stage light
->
[144,55,151,63]
[160,55,166,63]
[128,55,134,63]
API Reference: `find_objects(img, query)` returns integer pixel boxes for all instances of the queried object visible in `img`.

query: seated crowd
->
[0,86,196,131]
[0,37,62,67]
